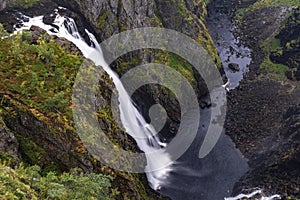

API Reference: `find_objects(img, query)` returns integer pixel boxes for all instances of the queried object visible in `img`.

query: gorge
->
[0,0,299,199]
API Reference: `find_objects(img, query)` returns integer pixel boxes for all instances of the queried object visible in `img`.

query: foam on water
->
[225,189,281,200]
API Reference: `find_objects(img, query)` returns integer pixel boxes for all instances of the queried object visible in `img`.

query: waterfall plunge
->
[16,11,172,190]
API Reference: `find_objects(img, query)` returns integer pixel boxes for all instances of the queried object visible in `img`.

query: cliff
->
[0,0,222,199]
[49,0,221,134]
[0,23,163,198]
[223,0,300,198]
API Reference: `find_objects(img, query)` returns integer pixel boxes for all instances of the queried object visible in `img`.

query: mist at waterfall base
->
[15,10,279,200]
[16,10,172,190]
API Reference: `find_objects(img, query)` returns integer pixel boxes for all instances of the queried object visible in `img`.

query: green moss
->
[260,57,290,80]
[249,0,299,10]
[257,10,299,80]
[203,0,210,5]
[9,0,40,8]
[269,38,281,52]
[97,10,109,28]
[235,7,248,20]
[235,0,300,20]
[0,29,83,120]
[117,172,149,200]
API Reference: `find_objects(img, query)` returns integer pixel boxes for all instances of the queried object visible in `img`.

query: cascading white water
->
[16,11,171,190]
[14,9,282,199]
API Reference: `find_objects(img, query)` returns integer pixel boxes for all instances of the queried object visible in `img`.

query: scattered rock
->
[228,62,240,72]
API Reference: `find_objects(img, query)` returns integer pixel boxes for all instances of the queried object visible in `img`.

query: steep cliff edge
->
[48,0,221,136]
[0,0,222,199]
[0,23,165,198]
[222,0,300,198]
[0,0,222,149]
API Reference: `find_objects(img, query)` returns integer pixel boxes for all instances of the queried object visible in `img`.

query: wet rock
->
[29,25,47,34]
[285,70,293,80]
[228,62,240,72]
[0,10,17,32]
[28,25,50,44]
[56,8,93,46]
[43,13,56,25]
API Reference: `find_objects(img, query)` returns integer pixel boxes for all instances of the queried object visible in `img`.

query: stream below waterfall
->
[206,1,252,89]
[13,1,282,199]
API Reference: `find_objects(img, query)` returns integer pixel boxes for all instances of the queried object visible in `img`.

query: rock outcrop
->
[0,117,19,165]
[0,0,221,198]
[0,23,163,198]
[48,0,221,138]
[270,8,300,80]
[0,0,221,144]
[225,1,300,198]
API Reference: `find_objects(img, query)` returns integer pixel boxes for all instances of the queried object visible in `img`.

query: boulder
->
[228,63,240,72]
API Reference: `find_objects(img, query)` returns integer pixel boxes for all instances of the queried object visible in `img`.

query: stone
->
[228,63,240,72]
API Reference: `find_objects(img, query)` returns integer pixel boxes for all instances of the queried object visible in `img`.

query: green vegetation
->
[235,0,299,19]
[248,0,299,11]
[9,0,40,8]
[0,24,151,199]
[0,27,83,120]
[258,36,289,80]
[155,52,196,88]
[258,8,299,80]
[234,1,299,80]
[259,57,290,80]
[0,161,114,200]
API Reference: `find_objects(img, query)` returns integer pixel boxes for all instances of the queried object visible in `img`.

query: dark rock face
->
[235,6,287,48]
[3,104,94,172]
[49,0,219,139]
[232,103,300,198]
[0,0,220,141]
[0,118,19,165]
[226,2,300,198]
[228,63,240,72]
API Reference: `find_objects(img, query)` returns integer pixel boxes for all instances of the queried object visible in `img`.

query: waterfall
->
[14,10,281,200]
[16,12,171,190]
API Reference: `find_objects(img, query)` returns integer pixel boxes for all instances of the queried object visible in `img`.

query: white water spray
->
[14,10,283,198]
[16,11,171,190]
[225,189,281,200]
